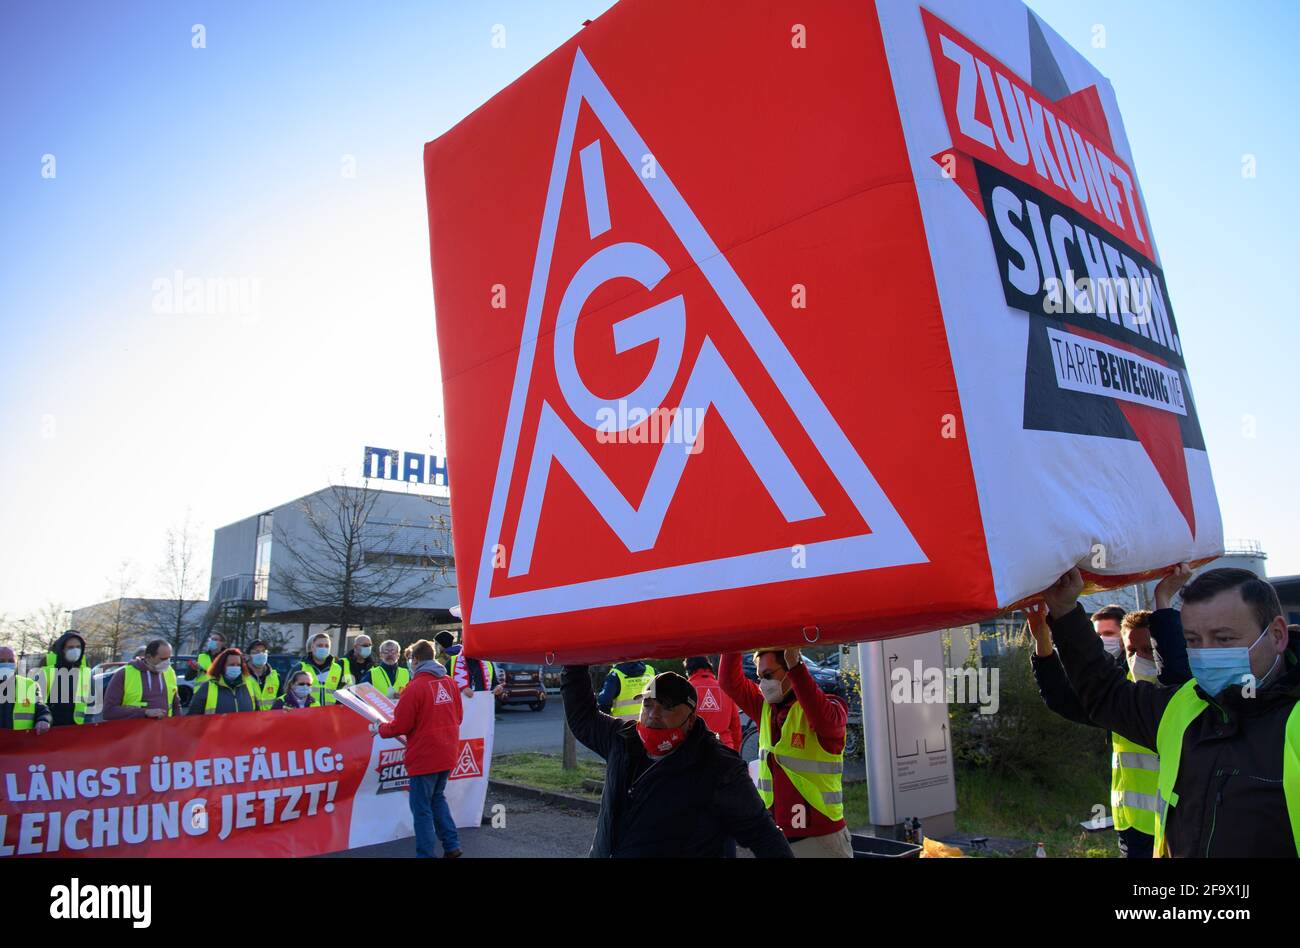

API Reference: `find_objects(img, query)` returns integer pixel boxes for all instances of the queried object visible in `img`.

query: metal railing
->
[202,573,265,628]
[1222,539,1267,559]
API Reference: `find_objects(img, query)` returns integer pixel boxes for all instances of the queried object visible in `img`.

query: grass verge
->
[493,752,606,798]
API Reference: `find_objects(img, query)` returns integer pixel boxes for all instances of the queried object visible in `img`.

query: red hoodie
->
[689,669,743,751]
[719,653,847,840]
[378,669,463,775]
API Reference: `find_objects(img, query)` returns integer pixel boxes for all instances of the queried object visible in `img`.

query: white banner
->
[345,691,495,848]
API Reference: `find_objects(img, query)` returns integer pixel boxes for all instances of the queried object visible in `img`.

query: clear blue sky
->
[1,0,1296,617]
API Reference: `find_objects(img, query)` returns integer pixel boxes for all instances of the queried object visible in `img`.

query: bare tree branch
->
[274,483,453,642]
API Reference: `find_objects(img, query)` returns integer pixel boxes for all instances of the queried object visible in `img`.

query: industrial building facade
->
[205,484,459,652]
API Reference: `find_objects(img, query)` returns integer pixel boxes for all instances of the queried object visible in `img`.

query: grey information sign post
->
[859,630,957,838]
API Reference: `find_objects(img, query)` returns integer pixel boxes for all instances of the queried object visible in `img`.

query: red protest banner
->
[0,708,372,858]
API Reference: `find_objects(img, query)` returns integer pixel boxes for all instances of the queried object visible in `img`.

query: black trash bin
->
[851,834,922,858]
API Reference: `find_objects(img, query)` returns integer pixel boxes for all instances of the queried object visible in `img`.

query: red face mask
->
[636,720,688,757]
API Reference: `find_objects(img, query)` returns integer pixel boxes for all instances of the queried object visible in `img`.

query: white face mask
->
[65,647,82,662]
[759,678,787,704]
[151,658,172,674]
[1127,654,1159,684]
[1101,637,1124,658]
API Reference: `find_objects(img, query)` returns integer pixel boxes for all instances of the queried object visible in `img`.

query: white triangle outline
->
[434,681,453,704]
[450,741,482,778]
[469,49,927,625]
[698,688,722,713]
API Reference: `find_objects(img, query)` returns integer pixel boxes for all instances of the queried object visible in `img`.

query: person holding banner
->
[562,665,792,858]
[1026,565,1193,859]
[363,639,409,698]
[187,648,257,715]
[271,670,319,710]
[0,646,51,734]
[720,648,851,857]
[33,630,91,727]
[244,640,280,711]
[376,639,464,858]
[1044,566,1300,857]
[434,630,502,700]
[103,639,182,720]
[300,632,353,706]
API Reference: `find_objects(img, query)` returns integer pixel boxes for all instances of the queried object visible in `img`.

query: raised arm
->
[561,665,621,760]
[718,652,764,723]
[1045,569,1173,750]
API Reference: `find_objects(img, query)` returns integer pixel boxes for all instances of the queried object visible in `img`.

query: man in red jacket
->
[377,639,464,858]
[720,647,851,857]
[686,656,742,751]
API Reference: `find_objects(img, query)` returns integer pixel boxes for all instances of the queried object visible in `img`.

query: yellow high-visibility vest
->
[1154,679,1300,857]
[202,677,256,715]
[121,664,179,717]
[370,663,410,697]
[5,676,40,730]
[300,658,351,706]
[757,698,844,822]
[35,653,90,725]
[610,665,655,718]
[1111,670,1159,835]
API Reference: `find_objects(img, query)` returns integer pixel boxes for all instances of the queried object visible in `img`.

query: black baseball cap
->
[636,671,697,710]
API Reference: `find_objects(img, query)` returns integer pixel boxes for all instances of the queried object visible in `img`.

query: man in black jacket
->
[1027,565,1193,858]
[562,666,792,858]
[1044,566,1300,857]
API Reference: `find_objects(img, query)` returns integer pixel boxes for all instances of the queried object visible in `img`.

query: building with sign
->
[205,484,458,652]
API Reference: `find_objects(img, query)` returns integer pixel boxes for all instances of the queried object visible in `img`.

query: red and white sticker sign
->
[424,0,1221,662]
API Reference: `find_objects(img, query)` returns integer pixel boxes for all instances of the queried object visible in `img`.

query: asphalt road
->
[492,696,600,761]
[328,787,597,858]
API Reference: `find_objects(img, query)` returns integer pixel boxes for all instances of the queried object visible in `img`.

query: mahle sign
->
[363,447,449,487]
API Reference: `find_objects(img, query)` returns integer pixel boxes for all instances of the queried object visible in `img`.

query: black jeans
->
[1117,826,1153,858]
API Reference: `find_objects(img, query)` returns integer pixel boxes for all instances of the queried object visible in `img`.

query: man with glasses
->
[561,665,791,858]
[363,639,410,698]
[720,646,851,856]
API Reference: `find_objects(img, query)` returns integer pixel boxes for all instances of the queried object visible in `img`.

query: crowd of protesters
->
[4,562,1297,859]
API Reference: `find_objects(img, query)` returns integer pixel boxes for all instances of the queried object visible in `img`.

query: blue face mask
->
[0,664,15,680]
[251,652,268,667]
[1188,626,1276,696]
[224,666,243,681]
[291,684,311,700]
[358,646,372,658]
[313,646,330,662]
